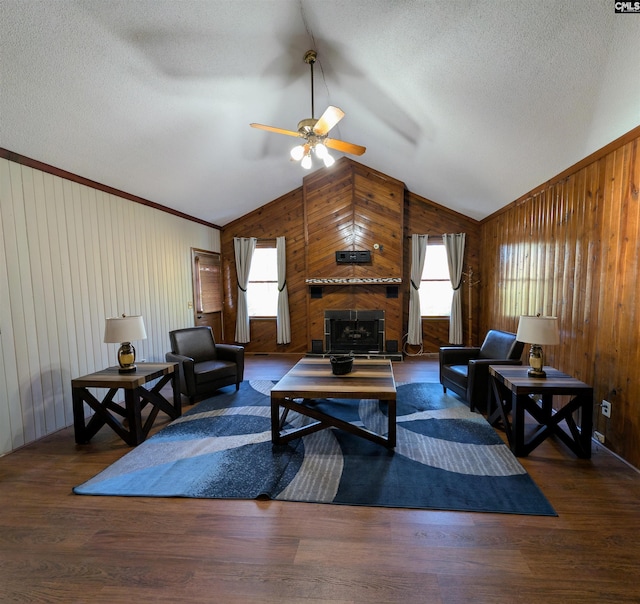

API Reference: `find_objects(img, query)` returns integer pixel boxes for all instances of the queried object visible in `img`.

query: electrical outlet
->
[601,400,612,418]
[594,431,605,444]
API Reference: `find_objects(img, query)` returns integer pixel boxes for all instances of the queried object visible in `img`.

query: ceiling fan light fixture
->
[301,154,313,170]
[290,144,305,161]
[322,153,335,168]
[314,142,328,159]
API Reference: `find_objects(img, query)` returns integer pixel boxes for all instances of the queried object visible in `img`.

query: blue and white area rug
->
[74,381,556,516]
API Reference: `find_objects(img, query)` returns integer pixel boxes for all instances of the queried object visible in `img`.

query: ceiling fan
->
[250,49,366,169]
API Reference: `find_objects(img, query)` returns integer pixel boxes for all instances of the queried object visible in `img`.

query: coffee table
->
[271,357,397,448]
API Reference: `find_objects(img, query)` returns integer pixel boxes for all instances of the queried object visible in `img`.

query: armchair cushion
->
[440,330,524,412]
[193,359,237,384]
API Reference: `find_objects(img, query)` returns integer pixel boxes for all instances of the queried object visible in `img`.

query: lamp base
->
[527,344,546,378]
[117,342,137,373]
[527,367,547,378]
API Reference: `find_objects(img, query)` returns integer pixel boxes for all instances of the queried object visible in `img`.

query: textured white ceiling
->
[1,1,639,226]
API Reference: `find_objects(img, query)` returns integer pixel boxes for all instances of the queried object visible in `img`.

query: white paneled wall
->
[0,158,220,455]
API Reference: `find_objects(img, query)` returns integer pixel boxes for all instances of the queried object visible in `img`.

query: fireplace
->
[325,310,385,354]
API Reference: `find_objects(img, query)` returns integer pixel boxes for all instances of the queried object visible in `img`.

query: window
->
[247,246,278,317]
[420,243,453,317]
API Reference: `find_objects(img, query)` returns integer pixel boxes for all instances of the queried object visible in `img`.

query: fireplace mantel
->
[306,277,402,285]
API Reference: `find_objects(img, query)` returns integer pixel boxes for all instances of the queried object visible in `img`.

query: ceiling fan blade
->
[325,137,366,156]
[250,123,300,138]
[313,106,345,136]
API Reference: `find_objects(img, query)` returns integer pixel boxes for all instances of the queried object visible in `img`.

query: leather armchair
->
[440,329,524,412]
[166,326,244,404]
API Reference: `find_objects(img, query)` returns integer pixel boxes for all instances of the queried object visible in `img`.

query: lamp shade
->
[516,315,559,345]
[104,315,147,344]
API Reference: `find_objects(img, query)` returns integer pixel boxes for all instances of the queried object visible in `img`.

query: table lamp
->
[516,315,560,378]
[104,314,147,373]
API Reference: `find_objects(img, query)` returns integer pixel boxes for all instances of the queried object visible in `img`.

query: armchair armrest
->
[215,344,245,382]
[215,344,244,363]
[165,351,195,366]
[165,351,196,394]
[440,346,481,366]
[467,358,523,412]
[468,358,523,368]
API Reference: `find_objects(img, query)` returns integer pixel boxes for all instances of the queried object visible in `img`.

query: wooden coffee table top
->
[271,357,396,400]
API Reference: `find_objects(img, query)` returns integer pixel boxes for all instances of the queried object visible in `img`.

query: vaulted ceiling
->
[1,1,639,226]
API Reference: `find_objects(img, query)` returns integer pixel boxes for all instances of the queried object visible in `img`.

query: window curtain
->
[407,234,428,345]
[276,236,291,344]
[234,237,256,343]
[443,233,466,345]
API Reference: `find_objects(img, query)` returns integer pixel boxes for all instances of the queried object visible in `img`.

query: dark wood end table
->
[271,358,397,448]
[488,365,593,458]
[72,362,180,446]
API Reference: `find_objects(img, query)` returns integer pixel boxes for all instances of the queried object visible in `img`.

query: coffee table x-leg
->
[271,394,396,448]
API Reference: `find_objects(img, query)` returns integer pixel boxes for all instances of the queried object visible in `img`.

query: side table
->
[488,365,593,458]
[72,362,180,446]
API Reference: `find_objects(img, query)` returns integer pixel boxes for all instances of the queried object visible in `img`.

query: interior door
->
[191,248,224,342]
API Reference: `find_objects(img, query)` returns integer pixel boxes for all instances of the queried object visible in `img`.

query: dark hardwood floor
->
[1,354,640,603]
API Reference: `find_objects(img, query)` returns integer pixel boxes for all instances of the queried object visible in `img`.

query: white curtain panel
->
[407,234,428,345]
[233,237,256,343]
[443,233,466,345]
[276,236,291,344]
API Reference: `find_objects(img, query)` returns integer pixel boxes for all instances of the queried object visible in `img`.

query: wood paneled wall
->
[221,187,308,354]
[0,158,219,455]
[221,158,480,355]
[480,128,640,467]
[403,191,481,353]
[304,160,405,350]
[304,161,404,280]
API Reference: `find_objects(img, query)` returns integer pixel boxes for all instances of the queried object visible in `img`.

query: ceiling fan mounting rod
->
[304,49,317,119]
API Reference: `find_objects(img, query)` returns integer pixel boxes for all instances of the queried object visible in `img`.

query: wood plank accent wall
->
[304,160,405,350]
[304,161,355,281]
[304,160,404,281]
[403,191,481,353]
[480,128,640,467]
[0,158,220,455]
[221,158,480,356]
[221,187,308,354]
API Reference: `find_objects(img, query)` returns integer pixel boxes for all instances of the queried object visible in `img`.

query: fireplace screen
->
[325,310,385,353]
